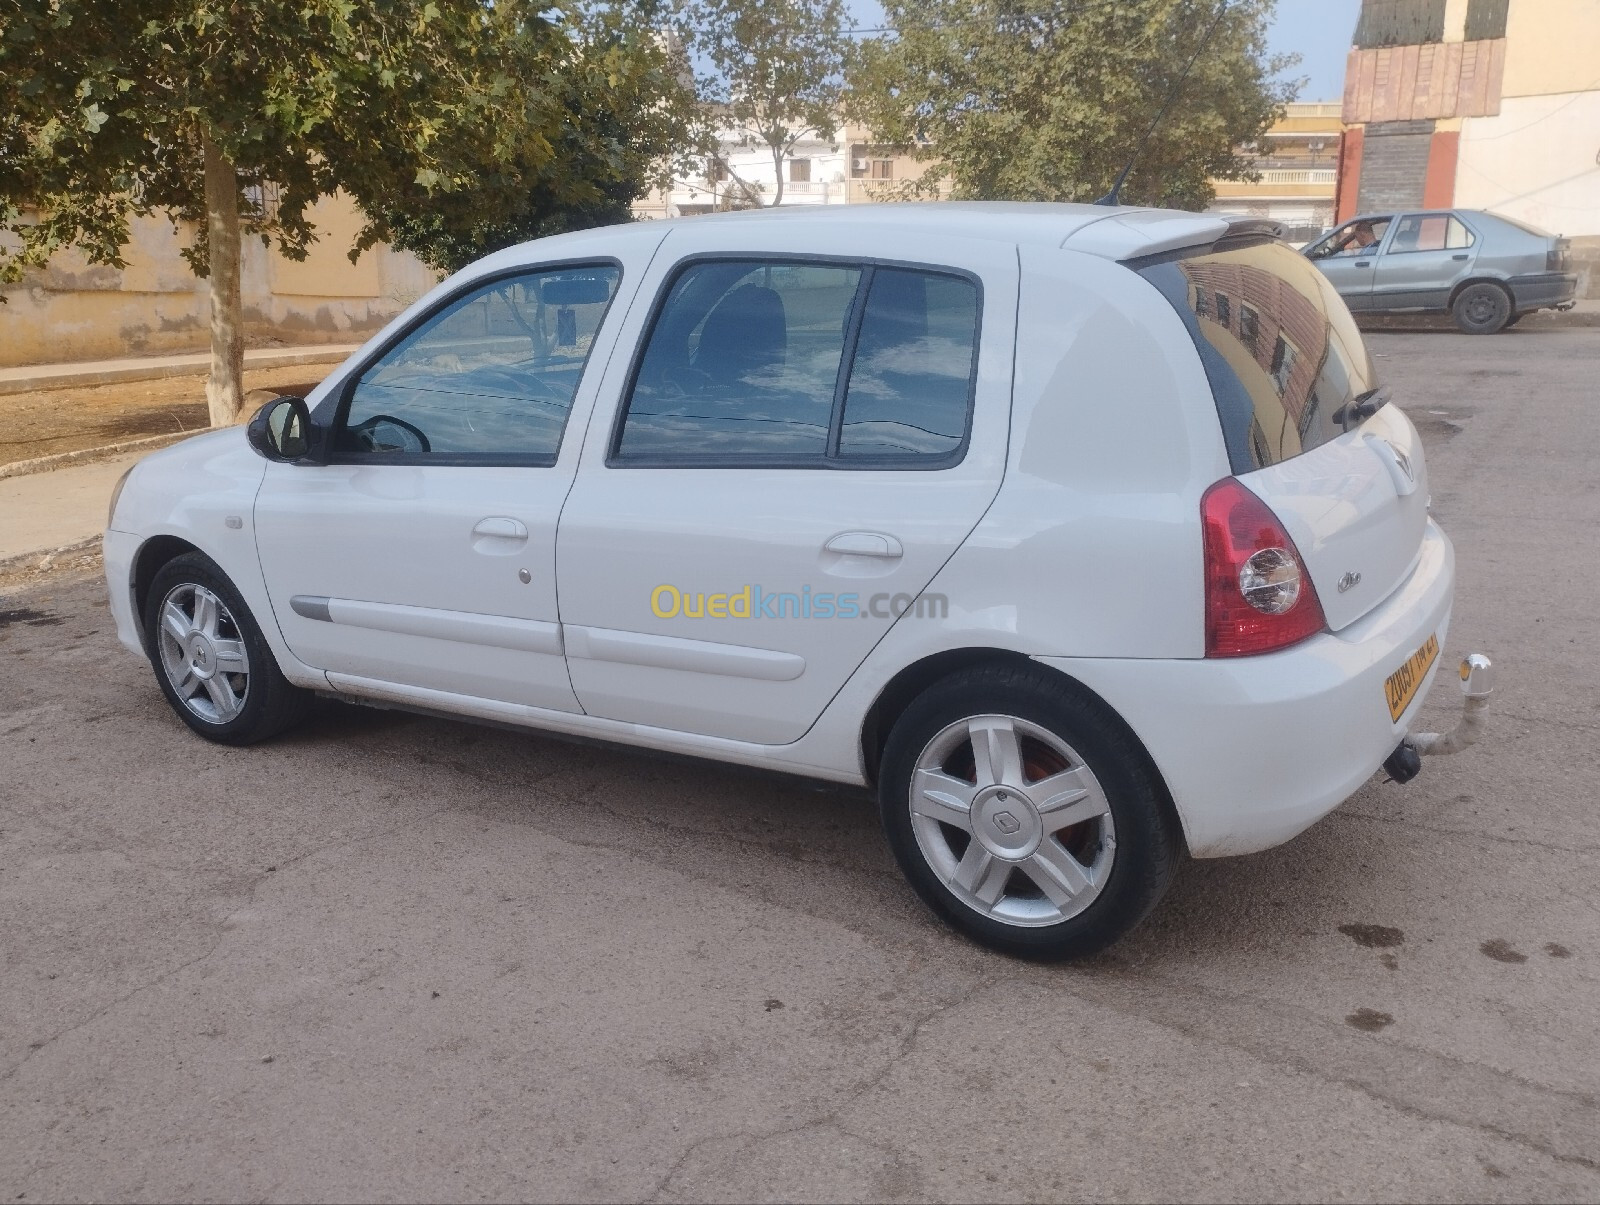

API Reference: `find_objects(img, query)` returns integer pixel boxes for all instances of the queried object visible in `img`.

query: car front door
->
[553,225,1015,745]
[252,243,658,711]
[1305,216,1392,311]
[1370,211,1479,312]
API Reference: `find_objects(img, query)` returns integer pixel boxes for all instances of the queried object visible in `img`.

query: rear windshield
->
[1137,240,1377,472]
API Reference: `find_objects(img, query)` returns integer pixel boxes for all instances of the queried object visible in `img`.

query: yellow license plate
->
[1385,633,1440,722]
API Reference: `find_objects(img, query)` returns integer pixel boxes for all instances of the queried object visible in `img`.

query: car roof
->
[470,202,1241,276]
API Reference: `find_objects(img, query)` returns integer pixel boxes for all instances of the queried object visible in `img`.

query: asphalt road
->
[3,329,1598,1203]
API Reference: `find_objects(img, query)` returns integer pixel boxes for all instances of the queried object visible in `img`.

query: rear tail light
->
[1201,478,1327,657]
[1549,240,1570,272]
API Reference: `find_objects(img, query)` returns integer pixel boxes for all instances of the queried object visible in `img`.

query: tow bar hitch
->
[1384,654,1494,784]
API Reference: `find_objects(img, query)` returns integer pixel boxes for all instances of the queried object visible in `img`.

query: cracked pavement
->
[2,329,1599,1202]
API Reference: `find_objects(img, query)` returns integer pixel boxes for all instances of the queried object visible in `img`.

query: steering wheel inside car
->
[346,414,432,454]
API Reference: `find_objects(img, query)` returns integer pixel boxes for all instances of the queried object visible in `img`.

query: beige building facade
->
[0,193,438,368]
[1207,102,1346,242]
[1338,0,1600,292]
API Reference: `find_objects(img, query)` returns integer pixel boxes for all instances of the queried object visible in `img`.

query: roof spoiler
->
[1213,217,1287,249]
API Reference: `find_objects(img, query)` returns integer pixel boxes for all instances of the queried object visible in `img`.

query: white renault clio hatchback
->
[104,203,1479,958]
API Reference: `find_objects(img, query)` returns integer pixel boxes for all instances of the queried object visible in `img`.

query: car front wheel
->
[878,664,1181,959]
[1452,282,1512,334]
[142,551,310,745]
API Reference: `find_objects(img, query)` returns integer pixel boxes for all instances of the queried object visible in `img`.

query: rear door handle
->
[824,531,904,559]
[472,516,529,540]
[1452,254,1470,261]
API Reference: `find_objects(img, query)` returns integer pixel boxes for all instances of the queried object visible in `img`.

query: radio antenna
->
[1095,0,1232,207]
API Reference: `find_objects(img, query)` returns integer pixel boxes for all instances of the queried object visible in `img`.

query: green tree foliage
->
[847,0,1297,210]
[0,0,696,424]
[678,0,850,206]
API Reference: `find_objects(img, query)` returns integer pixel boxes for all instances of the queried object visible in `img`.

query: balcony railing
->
[1256,169,1338,185]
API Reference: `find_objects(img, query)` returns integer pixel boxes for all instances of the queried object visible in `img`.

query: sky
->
[845,0,1364,103]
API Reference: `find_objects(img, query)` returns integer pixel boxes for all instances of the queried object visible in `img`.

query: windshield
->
[1137,240,1379,472]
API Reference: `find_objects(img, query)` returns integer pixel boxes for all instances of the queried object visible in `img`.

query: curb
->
[0,344,356,396]
[0,430,196,481]
[0,535,102,583]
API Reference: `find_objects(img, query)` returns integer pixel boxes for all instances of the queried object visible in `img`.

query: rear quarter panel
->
[917,246,1229,659]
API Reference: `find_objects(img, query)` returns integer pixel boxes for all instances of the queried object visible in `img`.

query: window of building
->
[789,158,811,183]
[1270,335,1299,397]
[1464,0,1509,41]
[1215,292,1232,330]
[615,260,979,465]
[1239,305,1260,355]
[1354,0,1446,48]
[871,159,894,179]
[338,265,621,463]
[707,160,728,184]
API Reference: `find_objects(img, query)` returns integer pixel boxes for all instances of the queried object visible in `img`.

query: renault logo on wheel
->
[992,811,1022,835]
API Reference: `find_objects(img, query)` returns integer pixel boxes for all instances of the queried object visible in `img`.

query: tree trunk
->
[201,131,244,427]
[770,142,785,207]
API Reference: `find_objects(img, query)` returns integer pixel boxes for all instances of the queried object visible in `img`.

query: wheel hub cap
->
[187,634,217,679]
[971,785,1042,859]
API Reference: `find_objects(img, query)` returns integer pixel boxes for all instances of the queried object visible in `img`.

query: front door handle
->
[1452,253,1470,261]
[473,516,528,540]
[824,531,904,559]
[1355,260,1372,268]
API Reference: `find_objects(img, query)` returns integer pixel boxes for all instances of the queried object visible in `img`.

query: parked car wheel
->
[1452,282,1512,334]
[143,551,311,745]
[878,664,1181,959]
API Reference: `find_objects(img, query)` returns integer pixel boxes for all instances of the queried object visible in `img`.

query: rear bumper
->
[1508,272,1579,310]
[1038,519,1455,857]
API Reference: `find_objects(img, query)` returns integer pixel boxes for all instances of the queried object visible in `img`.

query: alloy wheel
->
[156,583,251,724]
[909,714,1116,927]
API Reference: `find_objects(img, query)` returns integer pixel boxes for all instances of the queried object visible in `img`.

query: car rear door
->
[1370,212,1479,312]
[553,224,1016,745]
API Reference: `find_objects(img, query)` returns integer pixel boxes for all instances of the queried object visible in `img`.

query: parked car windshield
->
[1137,239,1378,472]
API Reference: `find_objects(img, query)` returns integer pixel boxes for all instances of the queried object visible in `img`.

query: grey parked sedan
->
[1304,208,1577,334]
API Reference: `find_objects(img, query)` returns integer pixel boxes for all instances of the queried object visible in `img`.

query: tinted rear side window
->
[838,270,979,458]
[1137,242,1377,472]
[614,259,980,467]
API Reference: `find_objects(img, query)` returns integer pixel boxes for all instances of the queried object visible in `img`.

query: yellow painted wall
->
[1502,0,1600,98]
[0,194,437,367]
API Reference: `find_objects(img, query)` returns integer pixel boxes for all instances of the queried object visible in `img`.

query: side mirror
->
[247,396,313,462]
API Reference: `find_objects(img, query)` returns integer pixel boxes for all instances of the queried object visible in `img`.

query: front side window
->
[1308,218,1393,260]
[337,264,621,463]
[615,259,980,466]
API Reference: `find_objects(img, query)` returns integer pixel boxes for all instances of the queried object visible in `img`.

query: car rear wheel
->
[878,664,1181,959]
[143,551,311,745]
[1452,282,1512,334]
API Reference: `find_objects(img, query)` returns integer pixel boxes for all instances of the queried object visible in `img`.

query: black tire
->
[142,551,311,745]
[878,663,1182,960]
[1452,282,1513,334]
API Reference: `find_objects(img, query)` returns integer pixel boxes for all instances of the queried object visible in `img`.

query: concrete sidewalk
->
[0,449,146,568]
[0,343,360,396]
